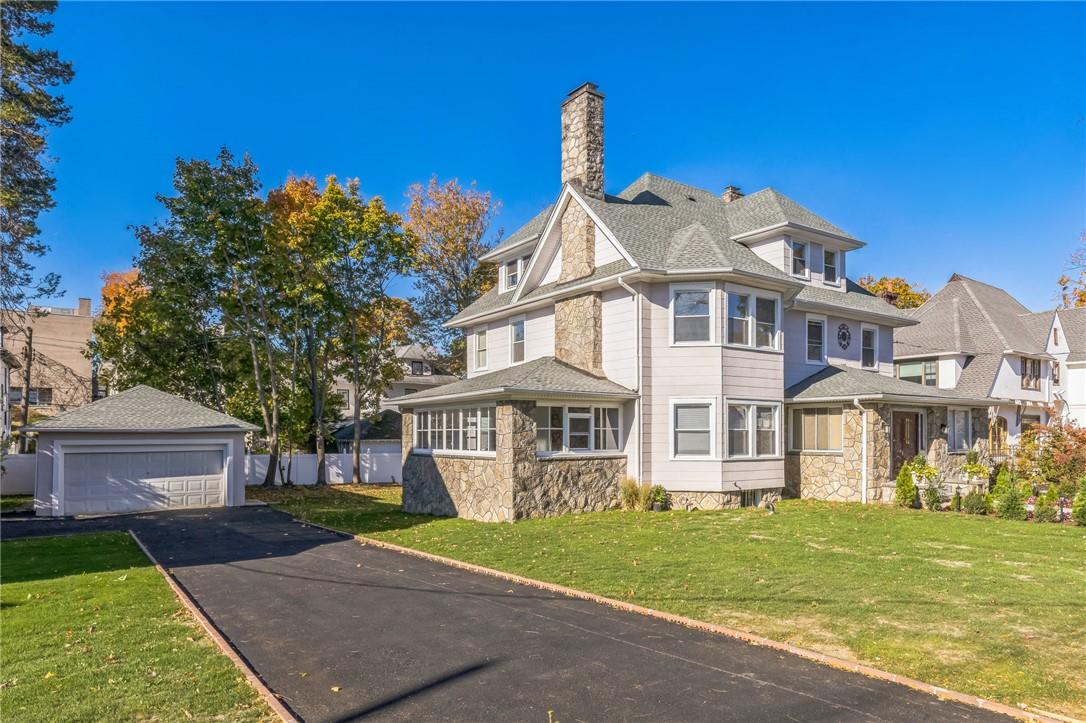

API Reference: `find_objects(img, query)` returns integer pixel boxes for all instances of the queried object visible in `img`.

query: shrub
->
[993,465,1016,496]
[922,480,944,511]
[1033,491,1059,524]
[649,485,669,509]
[619,477,640,511]
[894,464,918,508]
[951,486,962,512]
[1072,479,1086,527]
[637,481,653,512]
[995,484,1027,521]
[962,489,988,515]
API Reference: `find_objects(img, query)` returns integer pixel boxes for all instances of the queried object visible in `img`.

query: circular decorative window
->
[837,323,851,350]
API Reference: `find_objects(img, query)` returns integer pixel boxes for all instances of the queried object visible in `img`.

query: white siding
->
[601,286,637,389]
[1066,366,1086,427]
[747,236,788,272]
[525,304,555,359]
[594,225,624,266]
[540,246,562,285]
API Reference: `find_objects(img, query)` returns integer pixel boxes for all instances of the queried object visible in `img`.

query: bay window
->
[725,292,778,349]
[727,402,779,458]
[791,407,843,452]
[755,298,777,348]
[414,407,496,453]
[727,293,749,345]
[671,285,713,344]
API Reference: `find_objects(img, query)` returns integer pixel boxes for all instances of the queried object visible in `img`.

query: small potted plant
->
[649,485,670,512]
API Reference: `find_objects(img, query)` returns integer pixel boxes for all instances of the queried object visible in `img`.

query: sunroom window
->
[791,407,842,452]
[533,405,622,453]
[415,407,495,452]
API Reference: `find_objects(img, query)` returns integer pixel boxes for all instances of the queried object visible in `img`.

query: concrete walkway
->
[2,507,1012,722]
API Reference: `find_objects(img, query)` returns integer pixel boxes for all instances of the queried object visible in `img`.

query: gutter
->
[852,398,869,504]
[617,274,643,485]
[389,386,639,408]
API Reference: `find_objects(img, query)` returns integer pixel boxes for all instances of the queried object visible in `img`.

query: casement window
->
[806,316,825,363]
[897,359,937,386]
[726,402,779,459]
[510,317,526,364]
[1053,362,1061,385]
[415,407,496,453]
[861,325,878,369]
[671,284,714,344]
[791,240,809,277]
[1021,357,1041,390]
[791,407,843,452]
[823,249,838,284]
[947,408,971,452]
[473,328,488,370]
[672,400,714,457]
[532,404,622,453]
[727,293,749,345]
[726,293,778,349]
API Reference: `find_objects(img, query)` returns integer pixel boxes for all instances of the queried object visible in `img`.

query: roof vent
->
[721,185,743,204]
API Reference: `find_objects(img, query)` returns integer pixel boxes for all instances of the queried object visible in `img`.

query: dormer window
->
[791,241,808,277]
[410,361,429,376]
[501,255,532,292]
[823,249,838,284]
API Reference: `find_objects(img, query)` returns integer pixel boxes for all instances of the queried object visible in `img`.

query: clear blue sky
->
[37,1,1085,311]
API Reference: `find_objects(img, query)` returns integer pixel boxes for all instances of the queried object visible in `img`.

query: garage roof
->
[25,385,260,433]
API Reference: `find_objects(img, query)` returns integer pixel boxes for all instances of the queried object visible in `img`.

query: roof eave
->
[790,299,917,327]
[479,234,542,262]
[390,386,639,408]
[25,425,259,434]
[785,393,993,406]
[731,222,865,250]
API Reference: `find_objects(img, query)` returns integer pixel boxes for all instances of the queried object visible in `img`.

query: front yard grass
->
[0,533,271,721]
[252,484,1086,718]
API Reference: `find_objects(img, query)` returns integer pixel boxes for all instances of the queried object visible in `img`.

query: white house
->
[391,83,996,522]
[1020,306,1086,429]
[333,343,457,414]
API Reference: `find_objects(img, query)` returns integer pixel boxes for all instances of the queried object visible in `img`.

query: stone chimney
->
[561,82,604,199]
[77,298,92,316]
[721,185,744,204]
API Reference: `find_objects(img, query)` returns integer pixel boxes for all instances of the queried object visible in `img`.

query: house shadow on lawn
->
[0,531,154,586]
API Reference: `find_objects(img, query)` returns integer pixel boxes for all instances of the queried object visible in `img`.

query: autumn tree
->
[406,177,500,372]
[857,275,931,309]
[1057,232,1085,308]
[0,0,73,330]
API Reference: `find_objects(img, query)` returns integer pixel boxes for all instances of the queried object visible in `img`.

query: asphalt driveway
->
[2,506,1011,722]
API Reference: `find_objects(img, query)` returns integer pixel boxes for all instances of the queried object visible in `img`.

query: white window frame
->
[791,240,809,278]
[534,403,624,456]
[669,282,716,346]
[790,406,845,453]
[725,400,782,460]
[805,313,827,365]
[473,327,488,371]
[860,323,878,370]
[500,254,532,292]
[947,407,972,453]
[413,406,497,457]
[823,248,839,285]
[509,315,526,365]
[724,286,781,351]
[669,397,717,460]
[336,387,351,407]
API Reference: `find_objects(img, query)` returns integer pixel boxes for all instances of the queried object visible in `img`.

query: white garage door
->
[63,448,225,515]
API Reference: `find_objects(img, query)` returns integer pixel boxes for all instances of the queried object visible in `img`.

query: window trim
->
[860,323,878,370]
[947,407,972,453]
[500,254,532,292]
[1020,356,1041,391]
[509,315,526,365]
[412,406,497,457]
[473,327,488,371]
[669,397,717,460]
[789,405,845,453]
[805,313,827,365]
[791,239,810,279]
[533,403,624,457]
[669,282,717,346]
[723,285,781,351]
[823,248,839,286]
[725,400,782,460]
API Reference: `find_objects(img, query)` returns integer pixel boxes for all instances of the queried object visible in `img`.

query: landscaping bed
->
[252,483,1086,719]
[0,533,271,721]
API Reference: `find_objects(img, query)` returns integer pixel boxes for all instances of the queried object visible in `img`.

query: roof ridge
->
[956,276,1009,349]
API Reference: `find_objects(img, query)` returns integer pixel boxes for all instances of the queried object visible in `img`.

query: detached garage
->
[26,385,257,517]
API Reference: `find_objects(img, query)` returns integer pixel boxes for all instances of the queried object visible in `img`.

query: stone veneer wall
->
[560,83,604,199]
[401,400,626,522]
[670,490,783,511]
[559,200,594,282]
[554,292,603,374]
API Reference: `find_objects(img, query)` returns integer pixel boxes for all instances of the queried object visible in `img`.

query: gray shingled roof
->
[1055,307,1086,363]
[26,385,259,432]
[389,356,637,405]
[785,365,991,404]
[793,279,913,323]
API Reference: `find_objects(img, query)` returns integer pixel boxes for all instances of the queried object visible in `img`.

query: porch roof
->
[784,365,993,406]
[387,357,638,407]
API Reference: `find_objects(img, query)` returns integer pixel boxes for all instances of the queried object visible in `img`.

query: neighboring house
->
[332,343,458,414]
[2,298,95,426]
[391,82,995,522]
[1020,306,1086,429]
[1,330,21,441]
[893,274,1072,453]
[332,409,402,452]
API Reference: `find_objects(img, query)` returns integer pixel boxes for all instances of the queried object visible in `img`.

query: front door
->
[891,412,920,477]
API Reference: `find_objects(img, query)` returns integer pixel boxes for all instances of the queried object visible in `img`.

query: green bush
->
[951,486,962,512]
[649,484,670,509]
[995,484,1027,521]
[894,464,918,508]
[1072,479,1086,527]
[993,465,1016,496]
[962,489,988,515]
[1033,490,1059,523]
[922,481,944,511]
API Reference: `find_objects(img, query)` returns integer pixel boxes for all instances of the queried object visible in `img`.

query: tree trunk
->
[19,328,33,453]
[304,321,327,486]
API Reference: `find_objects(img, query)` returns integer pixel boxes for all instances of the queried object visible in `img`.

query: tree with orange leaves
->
[1057,232,1085,308]
[857,275,931,309]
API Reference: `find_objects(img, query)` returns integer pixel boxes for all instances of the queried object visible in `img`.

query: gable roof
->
[388,356,637,406]
[26,385,259,433]
[1021,307,1086,363]
[785,364,991,405]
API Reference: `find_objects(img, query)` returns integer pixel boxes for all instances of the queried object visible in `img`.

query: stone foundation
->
[517,455,626,519]
[402,454,512,522]
[669,489,782,511]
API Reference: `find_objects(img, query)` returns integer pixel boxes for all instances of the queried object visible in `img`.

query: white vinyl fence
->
[1,454,36,495]
[246,443,401,486]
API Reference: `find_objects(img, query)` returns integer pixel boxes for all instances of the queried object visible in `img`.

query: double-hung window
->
[727,293,749,345]
[533,405,621,453]
[861,325,877,369]
[727,403,778,458]
[725,292,778,349]
[673,401,713,457]
[823,249,838,284]
[791,407,843,452]
[473,328,487,370]
[947,409,971,452]
[672,285,713,344]
[791,241,808,277]
[806,316,825,363]
[754,298,777,348]
[510,318,525,363]
[594,407,620,451]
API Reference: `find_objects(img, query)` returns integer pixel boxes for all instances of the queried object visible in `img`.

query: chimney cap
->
[721,185,744,204]
[563,81,604,104]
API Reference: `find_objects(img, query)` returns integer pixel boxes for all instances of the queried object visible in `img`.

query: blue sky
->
[36,1,1085,311]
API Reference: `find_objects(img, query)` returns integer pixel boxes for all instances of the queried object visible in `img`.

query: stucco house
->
[392,83,996,521]
[893,275,1083,454]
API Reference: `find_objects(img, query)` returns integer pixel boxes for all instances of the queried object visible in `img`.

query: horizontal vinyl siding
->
[602,286,637,389]
[783,310,894,387]
[525,305,555,359]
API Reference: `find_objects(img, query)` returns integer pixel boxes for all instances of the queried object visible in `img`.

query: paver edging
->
[128,530,300,723]
[294,519,1061,723]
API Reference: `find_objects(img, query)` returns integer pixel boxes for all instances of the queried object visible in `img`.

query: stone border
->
[297,520,1059,723]
[128,531,300,723]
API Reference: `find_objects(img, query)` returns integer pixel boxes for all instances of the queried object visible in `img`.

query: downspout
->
[617,275,643,485]
[852,398,869,504]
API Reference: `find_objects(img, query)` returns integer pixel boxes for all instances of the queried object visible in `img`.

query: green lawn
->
[252,484,1086,719]
[0,495,32,513]
[0,533,272,722]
